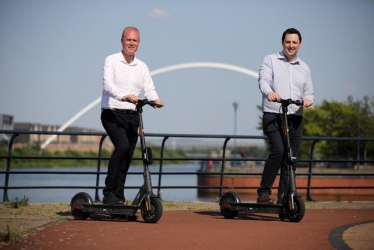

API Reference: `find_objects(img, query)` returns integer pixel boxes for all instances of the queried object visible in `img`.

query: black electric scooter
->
[219,99,305,222]
[70,99,163,223]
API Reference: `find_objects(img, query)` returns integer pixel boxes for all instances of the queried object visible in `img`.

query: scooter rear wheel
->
[141,197,163,223]
[70,192,93,220]
[219,191,241,219]
[286,196,305,222]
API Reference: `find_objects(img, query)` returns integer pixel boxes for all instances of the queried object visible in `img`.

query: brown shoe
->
[257,194,274,204]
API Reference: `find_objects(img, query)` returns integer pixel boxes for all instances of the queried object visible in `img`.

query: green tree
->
[303,96,374,161]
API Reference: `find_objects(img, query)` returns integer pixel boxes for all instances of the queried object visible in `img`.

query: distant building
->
[0,114,14,145]
[13,122,65,144]
[0,113,102,146]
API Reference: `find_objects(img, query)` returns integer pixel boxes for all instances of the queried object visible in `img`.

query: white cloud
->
[146,7,171,19]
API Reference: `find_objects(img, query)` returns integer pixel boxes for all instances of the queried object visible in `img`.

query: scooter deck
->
[229,202,284,214]
[82,203,140,215]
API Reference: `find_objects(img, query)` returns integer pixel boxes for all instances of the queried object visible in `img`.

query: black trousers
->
[100,109,139,200]
[257,113,303,201]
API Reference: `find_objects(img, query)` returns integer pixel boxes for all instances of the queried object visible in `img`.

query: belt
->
[103,108,137,114]
[263,112,302,119]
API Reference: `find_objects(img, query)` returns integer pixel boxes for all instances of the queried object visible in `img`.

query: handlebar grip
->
[279,99,303,106]
[136,99,163,108]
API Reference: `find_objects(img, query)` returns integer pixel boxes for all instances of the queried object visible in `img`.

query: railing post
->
[94,135,107,202]
[219,137,231,197]
[306,139,319,202]
[3,133,19,202]
[157,136,169,199]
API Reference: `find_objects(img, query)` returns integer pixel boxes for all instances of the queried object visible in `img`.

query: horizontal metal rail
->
[1,130,373,202]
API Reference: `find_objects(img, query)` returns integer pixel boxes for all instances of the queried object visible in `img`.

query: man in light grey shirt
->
[257,28,314,204]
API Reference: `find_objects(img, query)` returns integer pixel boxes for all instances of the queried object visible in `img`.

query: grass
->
[0,197,70,247]
[0,196,30,245]
[3,196,29,209]
[0,225,25,245]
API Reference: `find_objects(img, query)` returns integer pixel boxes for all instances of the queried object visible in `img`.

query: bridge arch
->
[40,62,259,149]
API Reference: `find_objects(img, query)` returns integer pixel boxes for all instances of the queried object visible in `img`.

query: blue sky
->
[1,0,373,138]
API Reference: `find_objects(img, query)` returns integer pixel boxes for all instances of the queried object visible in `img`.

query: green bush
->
[0,144,187,168]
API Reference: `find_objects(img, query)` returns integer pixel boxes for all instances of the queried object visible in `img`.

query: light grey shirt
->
[101,52,159,110]
[258,51,314,115]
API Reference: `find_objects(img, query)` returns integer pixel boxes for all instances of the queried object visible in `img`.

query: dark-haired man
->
[257,28,314,204]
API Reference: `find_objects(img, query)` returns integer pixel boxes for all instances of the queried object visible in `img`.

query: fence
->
[1,130,374,202]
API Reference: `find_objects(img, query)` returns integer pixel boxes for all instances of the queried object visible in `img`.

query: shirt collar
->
[278,51,300,65]
[118,51,138,66]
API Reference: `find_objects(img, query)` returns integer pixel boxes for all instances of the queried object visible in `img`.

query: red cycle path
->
[4,209,374,250]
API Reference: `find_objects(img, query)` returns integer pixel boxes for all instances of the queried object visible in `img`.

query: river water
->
[1,164,219,203]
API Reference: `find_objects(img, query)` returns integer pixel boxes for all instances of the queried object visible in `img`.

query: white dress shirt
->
[101,52,159,110]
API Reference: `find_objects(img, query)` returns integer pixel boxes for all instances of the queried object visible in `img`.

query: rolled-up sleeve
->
[103,56,123,101]
[302,68,314,103]
[258,55,274,96]
[142,65,159,101]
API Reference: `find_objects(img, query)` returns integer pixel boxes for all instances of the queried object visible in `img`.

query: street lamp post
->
[357,102,360,170]
[233,102,238,153]
[348,95,360,169]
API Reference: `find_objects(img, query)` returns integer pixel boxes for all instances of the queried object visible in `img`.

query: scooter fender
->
[219,191,241,205]
[70,192,93,206]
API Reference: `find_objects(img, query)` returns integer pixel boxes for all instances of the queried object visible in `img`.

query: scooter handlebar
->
[278,99,303,107]
[136,99,164,109]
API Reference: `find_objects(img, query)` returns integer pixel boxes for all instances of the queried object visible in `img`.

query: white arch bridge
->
[40,62,259,149]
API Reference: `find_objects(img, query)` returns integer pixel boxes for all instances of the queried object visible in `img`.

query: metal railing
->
[1,130,374,202]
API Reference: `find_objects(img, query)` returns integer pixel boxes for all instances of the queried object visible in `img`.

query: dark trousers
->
[100,109,139,200]
[257,113,303,201]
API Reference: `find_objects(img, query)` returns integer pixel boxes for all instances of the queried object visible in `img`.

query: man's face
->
[282,33,301,60]
[121,29,140,57]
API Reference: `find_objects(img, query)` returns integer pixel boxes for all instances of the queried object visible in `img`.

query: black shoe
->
[278,208,287,220]
[103,193,124,205]
[110,214,138,221]
[257,194,274,204]
[128,215,138,221]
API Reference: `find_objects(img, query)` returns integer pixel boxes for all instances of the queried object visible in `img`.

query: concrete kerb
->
[329,220,374,250]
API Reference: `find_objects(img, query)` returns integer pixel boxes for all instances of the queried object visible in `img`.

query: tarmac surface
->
[2,205,374,250]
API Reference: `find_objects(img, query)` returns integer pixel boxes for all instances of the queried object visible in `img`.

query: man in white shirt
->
[101,26,164,204]
[257,28,314,204]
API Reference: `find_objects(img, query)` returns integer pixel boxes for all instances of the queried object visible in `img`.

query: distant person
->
[100,26,164,204]
[257,28,314,204]
[240,149,245,158]
[208,158,213,169]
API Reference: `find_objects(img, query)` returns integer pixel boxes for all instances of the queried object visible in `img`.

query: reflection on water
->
[0,164,217,203]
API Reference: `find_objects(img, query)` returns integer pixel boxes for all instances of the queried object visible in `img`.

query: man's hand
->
[302,98,313,107]
[122,94,138,104]
[153,99,164,109]
[267,92,281,102]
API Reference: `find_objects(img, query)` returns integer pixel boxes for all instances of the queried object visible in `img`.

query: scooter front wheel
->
[70,192,93,220]
[286,196,305,222]
[141,197,163,223]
